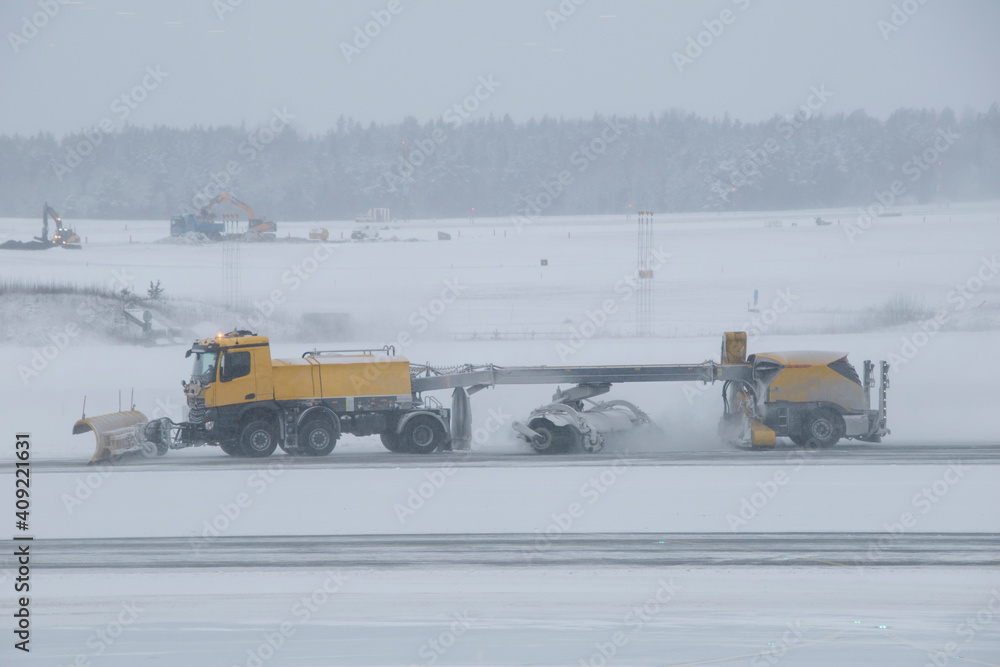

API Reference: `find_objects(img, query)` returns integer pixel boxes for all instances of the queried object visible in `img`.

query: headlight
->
[205,421,215,431]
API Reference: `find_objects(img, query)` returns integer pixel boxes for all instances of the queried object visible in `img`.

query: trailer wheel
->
[803,409,843,448]
[299,419,337,456]
[401,415,446,454]
[240,420,277,458]
[219,441,242,457]
[380,431,406,453]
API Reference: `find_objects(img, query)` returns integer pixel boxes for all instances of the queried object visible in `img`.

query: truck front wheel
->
[401,415,446,454]
[219,441,242,457]
[240,420,277,458]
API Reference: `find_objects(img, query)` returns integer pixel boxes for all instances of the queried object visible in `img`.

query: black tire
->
[299,418,338,457]
[219,441,242,457]
[240,420,278,458]
[400,414,446,454]
[788,432,809,447]
[527,419,577,454]
[803,409,844,448]
[381,431,407,453]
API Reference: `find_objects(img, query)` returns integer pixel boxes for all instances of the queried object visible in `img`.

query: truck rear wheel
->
[803,409,843,448]
[299,419,337,456]
[240,420,277,458]
[401,415,446,454]
[380,431,406,453]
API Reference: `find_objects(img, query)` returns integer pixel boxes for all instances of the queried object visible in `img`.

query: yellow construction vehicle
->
[716,334,889,449]
[73,331,888,462]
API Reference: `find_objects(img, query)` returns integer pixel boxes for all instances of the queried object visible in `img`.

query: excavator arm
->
[197,193,276,233]
[37,203,61,243]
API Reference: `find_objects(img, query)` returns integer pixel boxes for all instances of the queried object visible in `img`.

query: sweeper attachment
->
[512,383,655,454]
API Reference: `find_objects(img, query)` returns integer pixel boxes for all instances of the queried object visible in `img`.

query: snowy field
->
[2,201,1000,458]
[1,203,999,665]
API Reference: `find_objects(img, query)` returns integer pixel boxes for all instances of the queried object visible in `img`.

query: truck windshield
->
[190,351,218,383]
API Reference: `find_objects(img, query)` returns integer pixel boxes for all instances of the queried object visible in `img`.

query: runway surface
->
[20,532,1000,570]
[10,440,1000,473]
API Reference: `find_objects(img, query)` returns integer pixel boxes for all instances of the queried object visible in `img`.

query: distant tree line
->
[1,104,997,221]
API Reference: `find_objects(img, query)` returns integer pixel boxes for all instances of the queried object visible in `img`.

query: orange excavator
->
[199,193,277,234]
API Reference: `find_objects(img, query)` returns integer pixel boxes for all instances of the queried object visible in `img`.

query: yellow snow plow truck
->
[74,330,451,462]
[73,330,888,462]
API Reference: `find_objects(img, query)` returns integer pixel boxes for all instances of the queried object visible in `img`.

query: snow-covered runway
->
[24,563,1000,667]
[25,533,1000,569]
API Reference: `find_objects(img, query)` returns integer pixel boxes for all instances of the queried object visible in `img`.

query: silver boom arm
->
[410,361,752,394]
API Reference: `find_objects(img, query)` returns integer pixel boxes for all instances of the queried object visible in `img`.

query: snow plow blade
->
[72,411,152,463]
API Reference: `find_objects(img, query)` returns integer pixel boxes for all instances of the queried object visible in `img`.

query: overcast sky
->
[2,0,998,137]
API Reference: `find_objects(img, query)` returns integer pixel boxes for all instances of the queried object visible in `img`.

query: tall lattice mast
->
[222,213,243,312]
[637,210,654,336]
